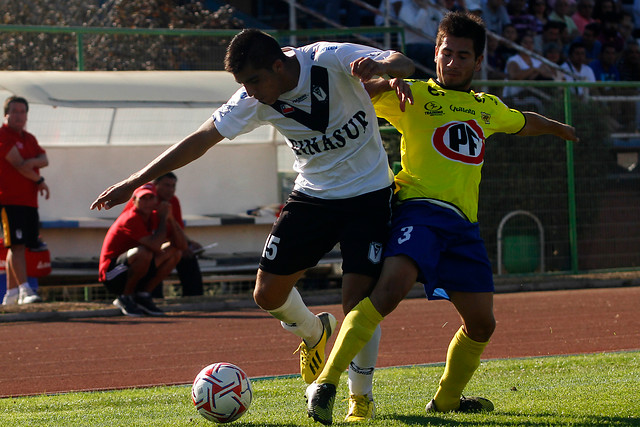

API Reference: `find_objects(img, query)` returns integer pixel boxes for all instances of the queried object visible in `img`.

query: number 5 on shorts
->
[262,234,280,260]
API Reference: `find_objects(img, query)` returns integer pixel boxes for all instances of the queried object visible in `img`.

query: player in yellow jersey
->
[305,11,579,425]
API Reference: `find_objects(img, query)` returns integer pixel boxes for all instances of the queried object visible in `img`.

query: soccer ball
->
[191,362,253,423]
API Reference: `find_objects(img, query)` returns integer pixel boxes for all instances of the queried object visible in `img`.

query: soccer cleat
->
[2,291,18,306]
[134,294,165,316]
[113,295,145,317]
[425,395,494,413]
[18,283,42,304]
[305,382,336,425]
[296,312,337,384]
[345,394,375,422]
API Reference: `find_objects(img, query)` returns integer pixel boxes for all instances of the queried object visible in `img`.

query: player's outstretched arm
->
[350,52,415,82]
[90,118,224,211]
[364,78,414,112]
[518,111,579,142]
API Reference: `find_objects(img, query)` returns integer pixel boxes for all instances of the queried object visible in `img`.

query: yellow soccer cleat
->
[296,312,337,384]
[345,394,375,422]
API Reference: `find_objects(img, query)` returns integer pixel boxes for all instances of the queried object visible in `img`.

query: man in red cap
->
[98,183,188,316]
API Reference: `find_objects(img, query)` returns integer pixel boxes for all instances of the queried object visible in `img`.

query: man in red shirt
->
[99,183,188,316]
[152,172,204,297]
[0,96,50,305]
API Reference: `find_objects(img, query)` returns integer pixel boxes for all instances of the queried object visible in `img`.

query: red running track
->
[0,287,638,397]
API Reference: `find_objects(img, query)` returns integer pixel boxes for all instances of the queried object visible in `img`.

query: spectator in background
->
[530,0,550,34]
[549,0,581,42]
[543,42,567,79]
[534,20,567,54]
[618,40,640,80]
[504,33,556,107]
[561,41,596,97]
[589,43,621,81]
[152,172,204,297]
[0,96,49,306]
[599,12,626,52]
[618,12,636,48]
[508,0,540,38]
[572,0,596,34]
[374,0,403,26]
[398,0,444,75]
[576,22,603,62]
[593,0,618,22]
[617,41,640,131]
[99,183,188,316]
[496,23,521,64]
[483,0,512,34]
[486,34,509,78]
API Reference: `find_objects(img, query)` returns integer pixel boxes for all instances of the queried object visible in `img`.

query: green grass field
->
[1,351,638,426]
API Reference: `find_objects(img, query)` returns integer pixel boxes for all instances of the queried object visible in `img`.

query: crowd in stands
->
[369,0,640,88]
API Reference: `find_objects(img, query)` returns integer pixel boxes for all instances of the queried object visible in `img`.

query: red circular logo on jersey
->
[432,120,485,164]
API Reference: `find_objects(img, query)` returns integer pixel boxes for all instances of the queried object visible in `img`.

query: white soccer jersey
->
[212,42,395,199]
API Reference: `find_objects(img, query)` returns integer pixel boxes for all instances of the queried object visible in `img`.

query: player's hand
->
[350,57,384,82]
[561,124,579,142]
[90,181,135,210]
[38,181,50,200]
[157,201,172,219]
[389,78,414,112]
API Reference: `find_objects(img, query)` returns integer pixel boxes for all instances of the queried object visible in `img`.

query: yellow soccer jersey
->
[373,79,525,222]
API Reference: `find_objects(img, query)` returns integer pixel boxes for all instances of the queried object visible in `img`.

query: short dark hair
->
[153,171,177,184]
[4,96,28,115]
[568,41,586,55]
[224,29,288,75]
[436,12,486,58]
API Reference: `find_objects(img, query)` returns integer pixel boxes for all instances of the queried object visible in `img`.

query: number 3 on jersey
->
[262,234,280,260]
[397,226,413,244]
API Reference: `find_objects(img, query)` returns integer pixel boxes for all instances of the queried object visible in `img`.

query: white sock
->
[268,287,321,345]
[347,324,381,398]
[18,282,31,291]
[5,287,19,297]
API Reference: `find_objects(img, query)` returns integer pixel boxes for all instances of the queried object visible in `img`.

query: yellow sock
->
[316,297,383,386]
[433,326,489,411]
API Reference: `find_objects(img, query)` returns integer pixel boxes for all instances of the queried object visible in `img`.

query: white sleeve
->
[212,88,263,140]
[317,42,395,75]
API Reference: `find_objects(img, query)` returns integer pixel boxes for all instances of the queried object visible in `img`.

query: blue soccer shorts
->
[384,200,494,300]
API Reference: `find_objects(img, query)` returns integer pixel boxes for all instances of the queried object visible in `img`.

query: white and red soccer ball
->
[191,362,253,423]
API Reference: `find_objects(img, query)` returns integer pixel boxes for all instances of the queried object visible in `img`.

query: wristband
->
[35,177,44,185]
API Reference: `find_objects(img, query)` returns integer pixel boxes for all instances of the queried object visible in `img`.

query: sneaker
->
[305,382,336,426]
[18,283,42,304]
[113,295,145,317]
[2,291,18,306]
[345,394,375,422]
[134,294,165,316]
[296,312,337,384]
[425,396,494,413]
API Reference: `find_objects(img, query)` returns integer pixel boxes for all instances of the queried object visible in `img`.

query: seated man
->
[98,183,188,317]
[152,172,204,297]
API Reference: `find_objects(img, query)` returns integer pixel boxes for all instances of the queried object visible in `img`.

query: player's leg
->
[335,186,394,421]
[3,206,41,304]
[427,220,496,413]
[428,291,495,412]
[254,192,340,383]
[306,255,418,425]
[341,273,378,422]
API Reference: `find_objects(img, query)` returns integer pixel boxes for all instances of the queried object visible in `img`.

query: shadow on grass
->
[389,412,640,426]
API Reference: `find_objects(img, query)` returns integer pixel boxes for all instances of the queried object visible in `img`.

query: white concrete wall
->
[37,142,280,259]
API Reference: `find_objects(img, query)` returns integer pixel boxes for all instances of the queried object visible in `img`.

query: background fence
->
[1,25,639,275]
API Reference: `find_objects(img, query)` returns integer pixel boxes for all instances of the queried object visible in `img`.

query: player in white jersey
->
[91,29,414,421]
